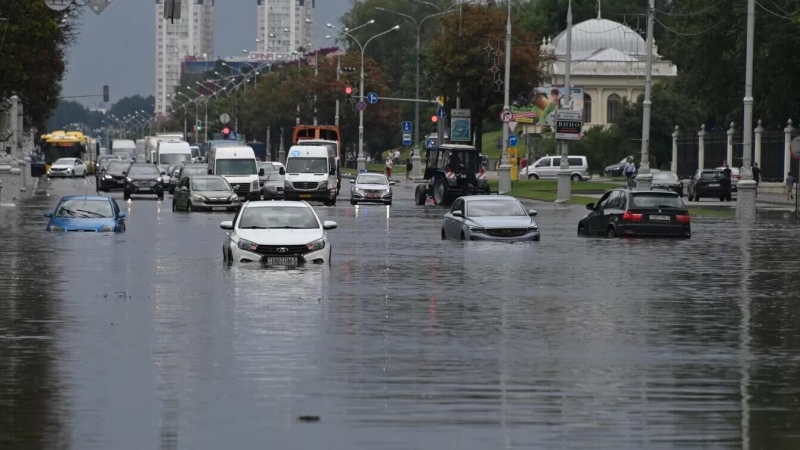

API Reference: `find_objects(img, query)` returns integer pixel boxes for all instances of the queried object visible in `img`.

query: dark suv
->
[578,188,691,239]
[687,169,732,202]
[98,160,131,191]
[123,163,166,201]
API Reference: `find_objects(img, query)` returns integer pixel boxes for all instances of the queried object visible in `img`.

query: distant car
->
[123,163,166,201]
[716,166,741,191]
[261,172,286,200]
[577,188,690,238]
[29,154,47,178]
[98,160,131,191]
[441,195,540,241]
[44,195,126,232]
[604,156,635,177]
[520,155,591,181]
[220,200,338,265]
[48,157,87,178]
[257,162,284,187]
[350,172,394,205]
[650,170,683,197]
[687,168,732,202]
[94,155,122,182]
[172,175,241,212]
[169,163,208,194]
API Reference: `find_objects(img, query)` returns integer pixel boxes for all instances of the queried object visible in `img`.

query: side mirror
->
[528,209,538,216]
[452,210,464,217]
[279,167,285,175]
[121,171,127,176]
[118,212,127,218]
[44,212,53,218]
[323,221,338,230]
[349,179,355,184]
[389,181,396,186]
[586,203,595,210]
[220,221,233,230]
[259,168,265,176]
[179,186,188,192]
[160,171,167,176]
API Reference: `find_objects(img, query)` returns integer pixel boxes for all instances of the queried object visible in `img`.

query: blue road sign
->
[357,100,367,111]
[229,131,239,141]
[402,121,412,132]
[426,138,438,149]
[367,92,379,104]
[436,107,447,119]
[507,134,518,147]
[402,133,412,146]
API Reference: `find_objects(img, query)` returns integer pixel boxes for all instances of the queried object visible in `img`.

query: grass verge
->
[687,207,735,218]
[488,180,597,205]
[489,179,617,193]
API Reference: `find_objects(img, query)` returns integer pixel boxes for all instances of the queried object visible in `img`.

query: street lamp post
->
[555,0,574,202]
[330,23,400,172]
[499,0,514,194]
[635,0,655,190]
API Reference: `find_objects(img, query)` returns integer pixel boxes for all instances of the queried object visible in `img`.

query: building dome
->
[552,18,648,58]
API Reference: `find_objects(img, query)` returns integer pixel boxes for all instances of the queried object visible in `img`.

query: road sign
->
[402,121,412,132]
[366,92,379,104]
[451,108,470,118]
[436,107,447,119]
[357,101,367,111]
[229,131,238,141]
[426,138,438,150]
[86,0,114,15]
[555,109,583,140]
[402,133,412,146]
[451,118,471,142]
[500,108,513,123]
[44,0,73,11]
[436,96,446,107]
[791,137,800,158]
[508,134,518,147]
[219,113,230,124]
[508,121,518,133]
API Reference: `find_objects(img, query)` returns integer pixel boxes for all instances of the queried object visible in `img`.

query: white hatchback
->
[220,201,337,265]
[48,157,87,178]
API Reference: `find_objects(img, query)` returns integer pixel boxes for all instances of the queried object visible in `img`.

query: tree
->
[426,3,544,152]
[109,95,155,121]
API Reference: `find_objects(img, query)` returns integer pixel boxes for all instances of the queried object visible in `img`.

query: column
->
[597,88,604,125]
[754,120,763,167]
[727,122,735,166]
[698,124,706,170]
[785,119,794,182]
[671,126,679,173]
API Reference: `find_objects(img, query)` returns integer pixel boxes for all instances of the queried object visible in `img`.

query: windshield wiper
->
[76,209,107,218]
[241,226,269,229]
[58,207,78,216]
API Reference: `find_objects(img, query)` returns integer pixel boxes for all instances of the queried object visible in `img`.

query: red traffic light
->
[222,127,230,134]
[431,115,439,123]
[345,86,353,95]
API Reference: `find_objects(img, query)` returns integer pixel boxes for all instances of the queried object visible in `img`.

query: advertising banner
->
[512,86,583,127]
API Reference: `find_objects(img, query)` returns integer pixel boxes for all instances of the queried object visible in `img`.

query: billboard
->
[511,86,583,127]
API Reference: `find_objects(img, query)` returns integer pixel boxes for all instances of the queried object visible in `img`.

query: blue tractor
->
[414,144,490,206]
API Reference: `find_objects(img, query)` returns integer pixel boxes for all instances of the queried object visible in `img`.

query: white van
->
[296,139,341,193]
[111,139,136,158]
[283,145,338,206]
[208,145,262,201]
[156,140,193,167]
[134,139,146,161]
[523,155,591,181]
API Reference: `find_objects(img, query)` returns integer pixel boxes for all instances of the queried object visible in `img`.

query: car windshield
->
[54,158,74,165]
[106,162,129,172]
[652,172,679,182]
[266,173,283,182]
[238,206,320,229]
[55,199,114,218]
[357,174,388,185]
[700,171,724,180]
[258,163,277,173]
[128,165,159,177]
[182,166,208,176]
[631,193,685,209]
[192,178,230,191]
[447,151,478,171]
[217,159,257,176]
[286,158,328,173]
[467,200,527,217]
[159,153,191,166]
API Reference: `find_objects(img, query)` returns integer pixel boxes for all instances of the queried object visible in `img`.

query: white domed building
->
[540,16,678,128]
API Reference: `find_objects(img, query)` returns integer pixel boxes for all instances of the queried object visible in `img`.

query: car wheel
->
[157,194,164,201]
[571,174,581,182]
[123,192,130,201]
[414,184,427,205]
[719,196,724,202]
[119,223,126,232]
[727,193,732,201]
[441,229,447,240]
[688,194,694,201]
[350,199,357,205]
[607,227,617,238]
[330,197,337,206]
[433,177,446,205]
[82,170,86,178]
[577,225,586,237]
[172,200,176,212]
[228,248,234,263]
[695,194,701,202]
[71,171,75,179]
[460,231,466,241]
[187,202,193,212]
[169,186,175,195]
[223,247,227,262]
[528,173,539,180]
[385,201,392,206]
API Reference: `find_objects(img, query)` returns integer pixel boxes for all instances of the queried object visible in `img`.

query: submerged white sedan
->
[220,201,337,265]
[47,157,87,178]
[441,195,540,241]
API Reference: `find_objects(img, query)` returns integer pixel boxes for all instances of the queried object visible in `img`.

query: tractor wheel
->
[414,184,427,205]
[433,177,446,205]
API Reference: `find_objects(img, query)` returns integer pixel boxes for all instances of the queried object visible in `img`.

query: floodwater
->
[2,178,800,449]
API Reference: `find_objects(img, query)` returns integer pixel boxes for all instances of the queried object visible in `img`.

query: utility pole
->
[635,0,655,190]
[736,0,757,221]
[412,23,422,178]
[498,0,513,194]
[556,0,573,202]
[266,126,271,161]
[335,54,341,127]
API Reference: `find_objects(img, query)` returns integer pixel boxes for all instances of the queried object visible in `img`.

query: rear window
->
[631,193,684,209]
[700,171,724,180]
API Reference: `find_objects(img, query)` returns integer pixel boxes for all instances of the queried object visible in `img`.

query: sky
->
[62,0,351,107]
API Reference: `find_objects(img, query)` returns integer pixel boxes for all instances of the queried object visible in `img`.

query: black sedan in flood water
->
[577,188,691,238]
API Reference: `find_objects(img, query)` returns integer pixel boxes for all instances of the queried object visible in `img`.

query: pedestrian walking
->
[623,157,636,186]
[393,150,400,166]
[722,161,732,201]
[752,162,761,197]
[406,150,414,180]
[787,172,794,200]
[385,155,393,179]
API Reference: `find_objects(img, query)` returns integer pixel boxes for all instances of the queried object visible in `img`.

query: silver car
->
[258,162,284,187]
[170,163,208,194]
[261,171,285,200]
[172,175,241,212]
[521,155,591,181]
[350,172,394,206]
[441,195,540,241]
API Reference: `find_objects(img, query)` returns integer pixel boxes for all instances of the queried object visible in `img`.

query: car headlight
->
[284,181,293,189]
[193,194,207,202]
[469,227,485,233]
[49,225,65,232]
[156,177,163,183]
[237,239,258,251]
[103,174,112,179]
[306,238,325,251]
[252,180,259,190]
[229,193,240,201]
[99,225,115,232]
[354,187,364,193]
[527,225,539,232]
[125,177,133,183]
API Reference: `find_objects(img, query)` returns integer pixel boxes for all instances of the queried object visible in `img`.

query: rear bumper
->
[618,224,691,238]
[696,187,730,197]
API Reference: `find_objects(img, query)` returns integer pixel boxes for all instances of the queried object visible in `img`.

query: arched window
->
[583,94,592,124]
[607,94,621,123]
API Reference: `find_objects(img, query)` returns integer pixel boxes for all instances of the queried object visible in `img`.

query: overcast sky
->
[62,0,350,107]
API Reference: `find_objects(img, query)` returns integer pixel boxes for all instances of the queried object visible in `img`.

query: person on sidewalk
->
[385,155,393,179]
[623,157,636,187]
[405,151,413,180]
[721,161,732,201]
[752,162,761,197]
[787,172,794,200]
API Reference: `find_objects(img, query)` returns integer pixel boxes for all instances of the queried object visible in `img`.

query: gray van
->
[523,155,591,181]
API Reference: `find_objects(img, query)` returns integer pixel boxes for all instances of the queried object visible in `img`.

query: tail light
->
[675,214,691,223]
[622,210,643,222]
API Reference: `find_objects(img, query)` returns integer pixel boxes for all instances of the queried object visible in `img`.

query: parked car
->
[220,201,338,265]
[520,155,591,181]
[441,195,540,241]
[169,163,208,194]
[261,172,286,200]
[29,154,47,178]
[172,175,241,212]
[98,160,131,191]
[123,163,166,201]
[604,156,635,177]
[47,157,87,178]
[44,195,126,232]
[687,168,732,202]
[350,172,394,206]
[650,170,684,197]
[577,188,690,238]
[716,166,741,191]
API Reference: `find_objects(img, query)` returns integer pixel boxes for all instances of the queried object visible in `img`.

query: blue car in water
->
[45,195,126,232]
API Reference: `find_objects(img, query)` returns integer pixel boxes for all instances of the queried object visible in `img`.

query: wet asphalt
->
[2,176,800,449]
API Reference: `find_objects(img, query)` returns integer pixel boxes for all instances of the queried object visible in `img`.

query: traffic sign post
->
[402,133,412,146]
[508,134,518,147]
[436,108,447,120]
[357,101,367,111]
[219,113,231,124]
[366,92,379,104]
[555,109,583,141]
[402,121,413,133]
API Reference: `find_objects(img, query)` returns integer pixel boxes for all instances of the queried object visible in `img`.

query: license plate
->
[650,215,670,221]
[212,207,227,211]
[368,194,380,198]
[265,257,298,266]
[299,194,312,199]
[708,183,720,187]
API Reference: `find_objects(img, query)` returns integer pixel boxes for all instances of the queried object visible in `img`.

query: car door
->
[444,198,463,238]
[531,157,549,179]
[586,191,612,235]
[604,191,626,232]
[547,157,562,179]
[175,177,188,208]
[74,159,82,175]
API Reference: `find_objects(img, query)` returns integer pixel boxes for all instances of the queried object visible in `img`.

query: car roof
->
[60,195,111,201]
[187,175,224,180]
[437,144,479,151]
[461,195,518,202]
[625,188,679,196]
[244,200,310,208]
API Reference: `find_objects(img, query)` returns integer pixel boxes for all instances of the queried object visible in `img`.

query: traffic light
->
[197,124,202,131]
[345,85,353,95]
[103,85,109,103]
[222,127,230,138]
[431,115,439,124]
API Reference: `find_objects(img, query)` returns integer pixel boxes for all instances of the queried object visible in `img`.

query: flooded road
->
[2,177,800,449]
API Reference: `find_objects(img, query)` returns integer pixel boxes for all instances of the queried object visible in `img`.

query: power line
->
[652,12,733,36]
[755,0,794,19]
[767,0,795,16]
[654,0,727,16]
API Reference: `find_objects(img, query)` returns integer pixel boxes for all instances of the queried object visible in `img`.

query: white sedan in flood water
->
[441,195,540,241]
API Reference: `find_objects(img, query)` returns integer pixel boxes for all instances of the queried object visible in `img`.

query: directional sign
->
[508,121,518,133]
[87,0,114,15]
[508,134,518,147]
[402,133,412,146]
[451,118,471,142]
[357,100,367,111]
[426,138,438,150]
[401,121,412,132]
[366,92,379,104]
[451,108,470,118]
[500,108,513,123]
[219,113,230,124]
[436,96,446,107]
[436,107,447,119]
[229,131,238,141]
[555,109,583,141]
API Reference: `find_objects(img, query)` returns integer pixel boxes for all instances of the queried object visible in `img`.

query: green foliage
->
[47,96,155,132]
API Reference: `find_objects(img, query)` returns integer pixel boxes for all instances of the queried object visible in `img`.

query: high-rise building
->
[154,0,215,115]
[256,0,314,59]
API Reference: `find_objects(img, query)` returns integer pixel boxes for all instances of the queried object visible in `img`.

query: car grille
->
[205,198,232,205]
[51,168,67,172]
[293,182,321,190]
[253,244,310,256]
[365,189,386,195]
[135,180,155,186]
[486,228,528,238]
[112,175,124,180]
[231,183,251,195]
